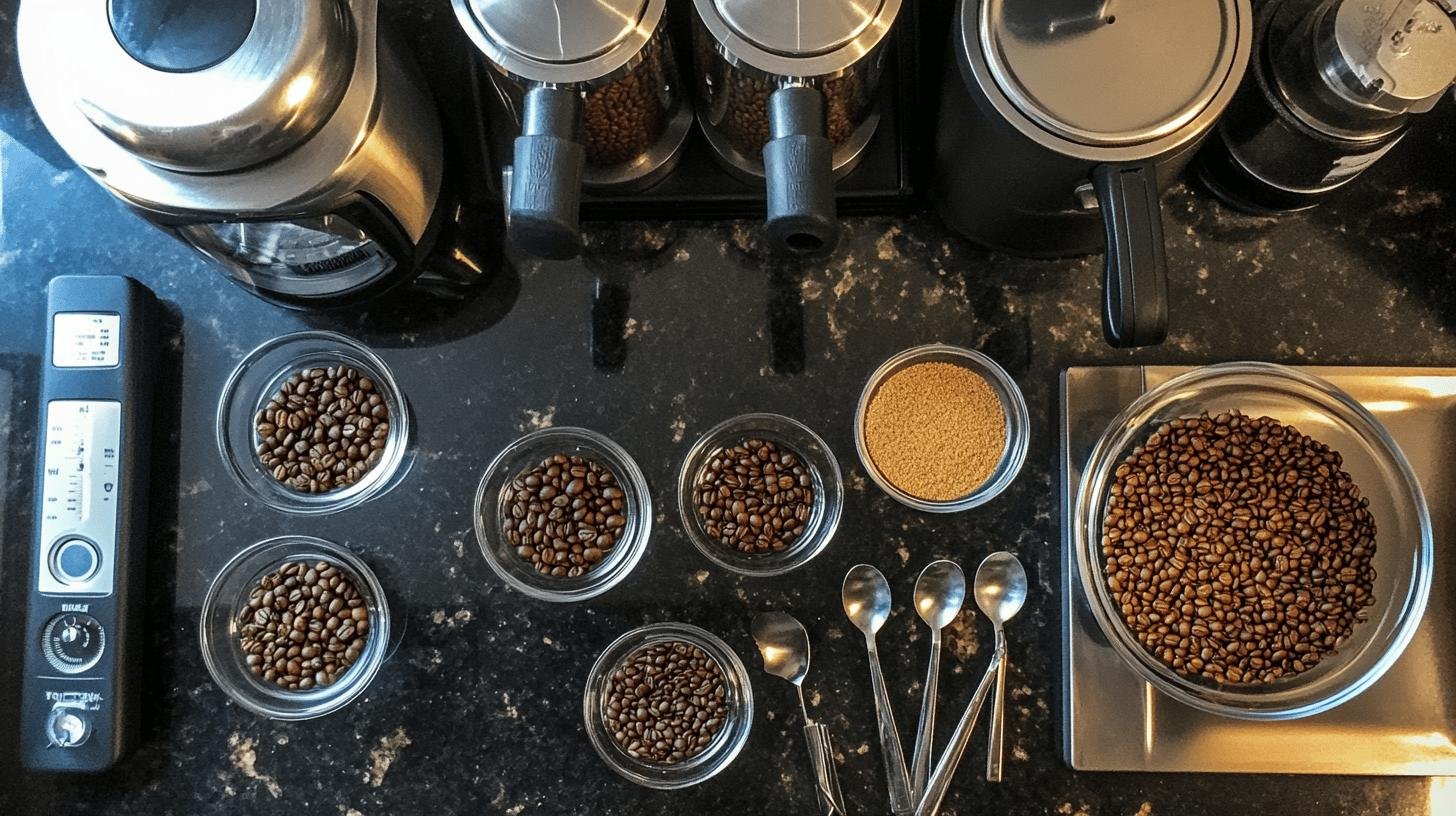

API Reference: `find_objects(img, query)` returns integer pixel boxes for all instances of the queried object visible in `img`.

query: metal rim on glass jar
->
[691,0,903,258]
[16,0,466,309]
[452,0,693,260]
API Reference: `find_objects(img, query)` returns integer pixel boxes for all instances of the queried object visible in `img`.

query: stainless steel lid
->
[453,0,662,85]
[980,0,1247,146]
[1320,0,1456,115]
[63,0,356,173]
[694,0,902,77]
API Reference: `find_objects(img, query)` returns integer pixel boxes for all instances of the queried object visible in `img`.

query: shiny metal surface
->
[692,0,901,79]
[18,0,442,244]
[1321,0,1456,114]
[49,0,355,173]
[712,0,885,57]
[981,0,1244,146]
[1061,365,1456,773]
[974,551,1026,783]
[910,560,965,800]
[843,564,915,816]
[914,633,1002,816]
[454,0,663,86]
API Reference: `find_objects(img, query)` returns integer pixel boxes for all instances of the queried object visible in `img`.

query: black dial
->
[41,613,106,674]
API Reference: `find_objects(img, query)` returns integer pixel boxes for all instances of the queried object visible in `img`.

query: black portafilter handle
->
[1094,163,1169,348]
[508,85,585,260]
[763,85,839,257]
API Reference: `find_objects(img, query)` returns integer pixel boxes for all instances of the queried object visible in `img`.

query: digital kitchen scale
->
[1060,366,1456,775]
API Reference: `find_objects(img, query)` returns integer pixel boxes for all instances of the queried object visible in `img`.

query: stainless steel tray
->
[1060,366,1456,774]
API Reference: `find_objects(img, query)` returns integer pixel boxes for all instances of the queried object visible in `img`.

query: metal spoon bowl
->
[910,560,966,798]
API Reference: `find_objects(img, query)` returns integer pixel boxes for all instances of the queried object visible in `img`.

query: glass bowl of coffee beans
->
[216,331,411,515]
[1075,362,1433,720]
[475,427,652,602]
[676,413,844,576]
[199,535,391,720]
[582,622,754,789]
[854,344,1030,513]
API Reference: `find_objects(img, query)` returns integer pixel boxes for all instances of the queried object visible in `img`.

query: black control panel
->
[20,276,156,773]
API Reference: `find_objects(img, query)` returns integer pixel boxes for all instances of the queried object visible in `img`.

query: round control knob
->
[41,613,106,675]
[45,707,92,748]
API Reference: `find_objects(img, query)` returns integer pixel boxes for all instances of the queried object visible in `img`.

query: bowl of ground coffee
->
[583,622,753,789]
[217,331,411,515]
[676,413,843,576]
[1075,362,1432,720]
[200,536,391,720]
[855,344,1030,512]
[476,427,652,602]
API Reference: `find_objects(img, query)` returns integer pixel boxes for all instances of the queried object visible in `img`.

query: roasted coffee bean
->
[505,454,625,578]
[603,641,728,765]
[694,438,813,555]
[1101,411,1377,685]
[236,560,371,691]
[583,36,673,167]
[254,365,391,494]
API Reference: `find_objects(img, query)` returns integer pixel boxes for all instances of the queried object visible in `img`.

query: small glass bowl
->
[677,413,844,576]
[582,622,754,789]
[216,331,412,515]
[854,343,1030,512]
[199,536,391,720]
[475,427,652,602]
[1074,362,1433,720]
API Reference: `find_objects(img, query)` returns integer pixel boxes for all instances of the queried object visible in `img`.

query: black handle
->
[1093,163,1169,348]
[508,86,585,260]
[763,85,838,257]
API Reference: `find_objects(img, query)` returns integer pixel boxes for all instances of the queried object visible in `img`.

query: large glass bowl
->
[1074,362,1433,720]
[582,622,753,789]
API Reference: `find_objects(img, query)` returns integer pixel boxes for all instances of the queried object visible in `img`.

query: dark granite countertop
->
[2,2,1456,814]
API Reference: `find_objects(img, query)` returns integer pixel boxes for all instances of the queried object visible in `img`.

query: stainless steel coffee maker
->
[18,0,479,309]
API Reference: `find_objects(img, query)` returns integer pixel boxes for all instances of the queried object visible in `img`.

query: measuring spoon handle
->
[803,722,847,816]
[910,630,942,799]
[915,651,1002,816]
[867,642,915,816]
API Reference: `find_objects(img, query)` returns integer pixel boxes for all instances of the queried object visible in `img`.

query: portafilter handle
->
[508,85,585,260]
[763,84,839,258]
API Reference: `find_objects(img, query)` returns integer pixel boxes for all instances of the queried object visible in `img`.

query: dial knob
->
[41,613,106,674]
[45,707,92,748]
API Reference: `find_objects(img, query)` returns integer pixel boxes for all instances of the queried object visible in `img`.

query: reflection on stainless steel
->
[910,560,966,799]
[843,565,915,816]
[1061,365,1456,774]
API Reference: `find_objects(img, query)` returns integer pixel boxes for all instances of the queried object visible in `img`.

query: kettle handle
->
[508,85,585,260]
[1093,163,1169,347]
[763,85,839,257]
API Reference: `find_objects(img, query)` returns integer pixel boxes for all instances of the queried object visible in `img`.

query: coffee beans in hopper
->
[1101,411,1377,685]
[604,641,728,764]
[694,438,814,554]
[506,454,627,578]
[236,561,370,691]
[254,366,390,494]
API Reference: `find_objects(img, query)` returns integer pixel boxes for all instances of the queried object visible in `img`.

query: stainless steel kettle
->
[932,0,1253,347]
[18,0,475,309]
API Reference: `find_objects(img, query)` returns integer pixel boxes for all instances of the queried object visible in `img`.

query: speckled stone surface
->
[2,2,1456,814]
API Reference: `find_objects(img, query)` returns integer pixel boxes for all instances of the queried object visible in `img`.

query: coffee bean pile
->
[604,641,728,764]
[694,438,814,554]
[584,39,671,167]
[505,454,627,578]
[254,366,390,494]
[1101,411,1378,685]
[237,561,371,690]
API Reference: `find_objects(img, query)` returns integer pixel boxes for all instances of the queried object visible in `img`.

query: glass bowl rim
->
[198,534,392,721]
[675,412,844,577]
[853,343,1030,512]
[581,621,754,789]
[1072,361,1434,719]
[473,426,653,603]
[214,329,411,516]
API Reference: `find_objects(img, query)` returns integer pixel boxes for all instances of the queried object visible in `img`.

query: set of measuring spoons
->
[751,552,1028,816]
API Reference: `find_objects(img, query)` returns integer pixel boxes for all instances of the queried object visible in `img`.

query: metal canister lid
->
[979,0,1247,146]
[1324,0,1456,115]
[454,0,660,85]
[694,0,902,78]
[60,0,356,173]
